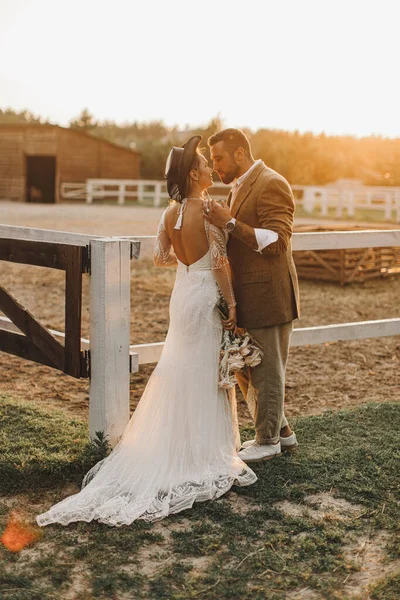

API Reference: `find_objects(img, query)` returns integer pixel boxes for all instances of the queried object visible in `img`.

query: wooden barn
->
[0,124,141,203]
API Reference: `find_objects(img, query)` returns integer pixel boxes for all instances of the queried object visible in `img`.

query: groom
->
[204,128,300,463]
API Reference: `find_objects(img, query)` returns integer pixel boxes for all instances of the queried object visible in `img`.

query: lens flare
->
[1,511,42,553]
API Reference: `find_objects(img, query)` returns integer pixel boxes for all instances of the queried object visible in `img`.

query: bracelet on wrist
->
[228,302,237,309]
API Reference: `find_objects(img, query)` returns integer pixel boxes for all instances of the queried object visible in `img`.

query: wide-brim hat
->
[165,135,202,201]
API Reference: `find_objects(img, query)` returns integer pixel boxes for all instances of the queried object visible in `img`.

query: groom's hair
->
[208,128,252,158]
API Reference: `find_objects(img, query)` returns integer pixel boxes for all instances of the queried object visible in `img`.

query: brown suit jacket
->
[227,162,300,329]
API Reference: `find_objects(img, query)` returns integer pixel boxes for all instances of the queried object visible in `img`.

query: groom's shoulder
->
[258,164,292,192]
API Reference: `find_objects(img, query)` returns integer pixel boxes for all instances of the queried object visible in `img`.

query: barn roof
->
[0,123,141,156]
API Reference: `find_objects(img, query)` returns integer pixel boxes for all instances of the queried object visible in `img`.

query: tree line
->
[1,107,399,186]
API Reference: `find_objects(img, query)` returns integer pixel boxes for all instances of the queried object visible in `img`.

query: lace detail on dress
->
[205,221,236,308]
[36,467,255,527]
[153,208,178,267]
[208,224,229,269]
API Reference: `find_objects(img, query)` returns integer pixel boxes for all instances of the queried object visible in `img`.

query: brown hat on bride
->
[165,135,202,202]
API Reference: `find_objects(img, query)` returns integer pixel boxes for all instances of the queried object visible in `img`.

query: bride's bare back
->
[164,200,209,266]
[154,198,236,311]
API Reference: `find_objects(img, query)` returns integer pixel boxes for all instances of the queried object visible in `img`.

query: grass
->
[370,572,400,599]
[0,395,399,599]
[0,395,109,494]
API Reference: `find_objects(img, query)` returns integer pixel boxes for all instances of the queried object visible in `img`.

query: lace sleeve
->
[153,209,178,267]
[206,221,236,308]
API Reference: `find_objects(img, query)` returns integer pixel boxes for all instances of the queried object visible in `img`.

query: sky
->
[1,0,399,137]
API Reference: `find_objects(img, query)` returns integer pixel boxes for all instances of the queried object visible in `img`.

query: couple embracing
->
[37,129,300,528]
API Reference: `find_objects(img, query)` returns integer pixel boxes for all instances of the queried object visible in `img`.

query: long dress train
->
[36,208,257,527]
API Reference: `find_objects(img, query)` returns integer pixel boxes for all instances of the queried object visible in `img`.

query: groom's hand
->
[203,199,232,228]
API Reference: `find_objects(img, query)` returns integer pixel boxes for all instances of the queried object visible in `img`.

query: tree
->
[5,104,400,184]
[0,108,42,124]
[69,108,97,130]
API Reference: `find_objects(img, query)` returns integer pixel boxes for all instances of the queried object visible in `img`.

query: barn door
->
[26,155,56,203]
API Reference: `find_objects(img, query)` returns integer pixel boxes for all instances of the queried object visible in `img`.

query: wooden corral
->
[293,225,400,285]
[0,124,141,204]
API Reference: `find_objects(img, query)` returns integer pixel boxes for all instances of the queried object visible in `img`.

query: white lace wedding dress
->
[36,204,257,527]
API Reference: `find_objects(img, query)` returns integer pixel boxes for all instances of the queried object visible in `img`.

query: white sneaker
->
[241,432,298,452]
[238,441,282,463]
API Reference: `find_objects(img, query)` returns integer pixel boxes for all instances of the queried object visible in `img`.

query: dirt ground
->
[1,201,399,425]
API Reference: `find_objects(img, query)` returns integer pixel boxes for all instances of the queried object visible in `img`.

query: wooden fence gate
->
[0,225,140,447]
[0,238,90,378]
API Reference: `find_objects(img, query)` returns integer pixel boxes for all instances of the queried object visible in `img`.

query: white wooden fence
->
[61,180,229,206]
[60,179,400,222]
[1,224,399,446]
[300,185,400,221]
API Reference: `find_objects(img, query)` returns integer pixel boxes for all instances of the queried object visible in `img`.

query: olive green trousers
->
[235,321,293,445]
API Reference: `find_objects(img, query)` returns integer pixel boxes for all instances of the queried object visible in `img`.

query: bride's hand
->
[222,306,237,333]
[203,199,232,228]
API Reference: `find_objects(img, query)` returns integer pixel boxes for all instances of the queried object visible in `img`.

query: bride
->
[36,135,257,527]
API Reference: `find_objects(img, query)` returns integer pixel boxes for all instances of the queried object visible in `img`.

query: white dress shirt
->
[231,160,278,253]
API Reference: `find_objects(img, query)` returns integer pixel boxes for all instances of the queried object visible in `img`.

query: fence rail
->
[126,229,400,364]
[60,179,400,222]
[61,180,229,206]
[300,185,400,221]
[129,318,400,365]
[128,229,400,260]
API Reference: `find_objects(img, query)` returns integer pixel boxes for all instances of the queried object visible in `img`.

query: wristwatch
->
[225,218,236,233]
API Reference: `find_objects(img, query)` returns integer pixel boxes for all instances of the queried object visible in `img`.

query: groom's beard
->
[217,164,240,185]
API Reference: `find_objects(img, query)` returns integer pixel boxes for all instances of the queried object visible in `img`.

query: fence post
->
[154,182,162,207]
[118,183,126,205]
[347,191,355,217]
[89,238,131,447]
[395,191,400,223]
[336,193,344,218]
[320,190,328,216]
[87,181,93,204]
[384,193,392,220]
[137,182,143,203]
[303,188,314,213]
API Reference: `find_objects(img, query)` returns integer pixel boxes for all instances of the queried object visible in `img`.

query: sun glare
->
[0,0,398,137]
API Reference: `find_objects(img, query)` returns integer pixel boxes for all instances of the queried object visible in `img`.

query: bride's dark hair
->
[183,151,202,200]
[169,151,202,204]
